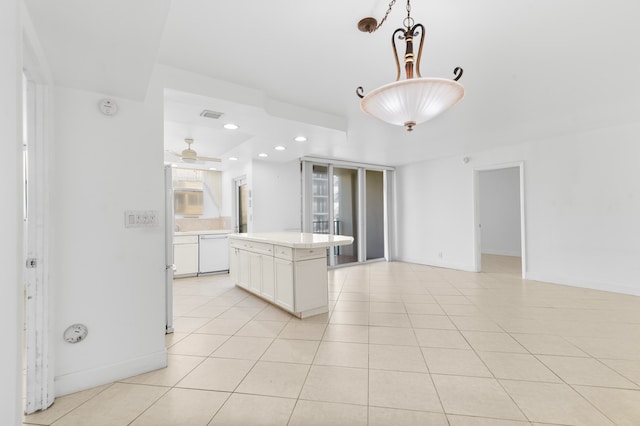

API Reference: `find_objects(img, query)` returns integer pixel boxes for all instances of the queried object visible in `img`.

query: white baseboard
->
[525,272,640,297]
[394,256,476,273]
[54,350,167,397]
[481,249,521,257]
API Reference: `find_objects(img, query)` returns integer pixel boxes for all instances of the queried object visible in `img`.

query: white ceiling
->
[24,0,640,169]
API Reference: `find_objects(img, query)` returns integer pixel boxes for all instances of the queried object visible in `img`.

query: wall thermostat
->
[98,99,118,116]
[64,323,88,343]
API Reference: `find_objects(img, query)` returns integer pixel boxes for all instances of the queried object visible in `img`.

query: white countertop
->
[175,229,232,236]
[229,232,354,249]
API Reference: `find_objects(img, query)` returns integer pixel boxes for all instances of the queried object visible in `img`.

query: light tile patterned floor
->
[24,255,640,425]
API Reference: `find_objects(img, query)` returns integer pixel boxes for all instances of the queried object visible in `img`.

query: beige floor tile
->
[370,344,428,372]
[511,333,587,356]
[478,352,559,382]
[253,305,294,321]
[370,302,406,313]
[500,380,614,425]
[422,348,492,377]
[334,301,370,312]
[369,370,441,412]
[172,316,213,333]
[441,305,483,316]
[338,292,370,302]
[575,385,640,425]
[23,384,112,425]
[369,326,418,346]
[121,354,204,386]
[176,357,254,391]
[313,341,368,368]
[447,415,530,425]
[211,336,273,360]
[216,306,262,320]
[329,310,369,326]
[369,312,411,327]
[164,332,188,348]
[370,293,403,302]
[404,303,446,315]
[289,400,367,426]
[235,296,268,308]
[300,365,368,405]
[235,320,287,338]
[414,329,470,349]
[52,383,168,426]
[401,294,437,304]
[434,295,473,305]
[167,334,229,357]
[537,355,639,388]
[409,314,456,330]
[209,393,295,425]
[369,407,448,426]
[193,318,248,335]
[185,303,228,318]
[450,316,503,332]
[130,388,229,425]
[601,358,640,386]
[260,339,319,364]
[322,324,369,343]
[236,361,309,398]
[432,375,526,421]
[277,321,327,340]
[461,331,527,353]
[565,336,640,360]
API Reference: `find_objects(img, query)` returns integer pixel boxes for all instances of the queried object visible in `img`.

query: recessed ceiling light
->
[224,123,239,130]
[294,136,307,142]
[258,153,268,157]
[209,167,217,170]
[229,157,238,161]
[275,145,286,151]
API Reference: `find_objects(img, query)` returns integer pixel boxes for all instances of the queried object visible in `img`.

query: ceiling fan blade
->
[166,150,183,158]
[196,156,222,162]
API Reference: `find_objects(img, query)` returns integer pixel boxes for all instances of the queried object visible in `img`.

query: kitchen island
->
[229,232,354,318]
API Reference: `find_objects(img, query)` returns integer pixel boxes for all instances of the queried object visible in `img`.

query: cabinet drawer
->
[174,235,198,244]
[246,241,273,255]
[294,247,327,261]
[229,239,244,249]
[274,245,293,260]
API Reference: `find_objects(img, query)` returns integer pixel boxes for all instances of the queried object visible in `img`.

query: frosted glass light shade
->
[360,78,465,130]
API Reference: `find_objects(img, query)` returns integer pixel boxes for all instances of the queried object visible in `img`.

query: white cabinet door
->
[249,252,262,294]
[274,258,294,311]
[229,247,239,283]
[238,249,251,289]
[294,258,327,312]
[261,256,275,302]
[174,243,198,276]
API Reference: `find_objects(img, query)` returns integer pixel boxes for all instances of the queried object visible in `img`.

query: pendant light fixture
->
[356,0,465,132]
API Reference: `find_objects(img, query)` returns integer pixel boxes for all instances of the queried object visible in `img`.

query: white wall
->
[396,123,640,295]
[252,160,301,232]
[0,0,23,422]
[51,83,166,396]
[479,167,521,256]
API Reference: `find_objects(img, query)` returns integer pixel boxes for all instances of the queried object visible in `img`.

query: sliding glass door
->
[303,160,391,267]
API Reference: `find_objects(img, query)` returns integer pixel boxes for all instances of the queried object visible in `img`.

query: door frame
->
[232,176,248,233]
[23,71,54,414]
[164,165,175,333]
[472,161,527,278]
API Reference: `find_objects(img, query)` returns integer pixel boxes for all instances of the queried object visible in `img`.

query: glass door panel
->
[366,170,385,260]
[333,167,358,265]
[312,165,329,233]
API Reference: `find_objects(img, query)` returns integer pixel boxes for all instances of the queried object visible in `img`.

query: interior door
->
[164,165,175,333]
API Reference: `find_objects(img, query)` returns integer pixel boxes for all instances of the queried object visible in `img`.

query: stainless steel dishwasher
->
[198,234,230,274]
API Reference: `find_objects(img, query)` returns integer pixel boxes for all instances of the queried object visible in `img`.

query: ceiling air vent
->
[200,110,224,119]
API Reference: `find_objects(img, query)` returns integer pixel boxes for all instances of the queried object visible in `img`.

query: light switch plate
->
[124,210,159,228]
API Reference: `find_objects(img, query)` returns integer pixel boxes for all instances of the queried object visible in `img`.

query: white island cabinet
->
[229,232,353,318]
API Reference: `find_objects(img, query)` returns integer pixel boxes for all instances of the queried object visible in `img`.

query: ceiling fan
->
[167,138,221,162]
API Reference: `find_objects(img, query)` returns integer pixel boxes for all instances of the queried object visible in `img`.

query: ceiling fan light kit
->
[169,138,221,163]
[356,0,465,132]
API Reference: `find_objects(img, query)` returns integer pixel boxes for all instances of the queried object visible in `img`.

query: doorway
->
[473,163,526,278]
[234,177,248,233]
